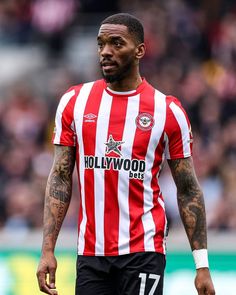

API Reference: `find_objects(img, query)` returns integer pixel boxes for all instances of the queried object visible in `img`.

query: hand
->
[36,252,58,294]
[195,268,215,295]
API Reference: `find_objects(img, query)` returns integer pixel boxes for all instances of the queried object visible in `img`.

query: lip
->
[101,59,117,66]
[101,62,117,72]
[102,64,116,71]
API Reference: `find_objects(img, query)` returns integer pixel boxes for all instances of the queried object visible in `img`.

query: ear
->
[135,43,146,60]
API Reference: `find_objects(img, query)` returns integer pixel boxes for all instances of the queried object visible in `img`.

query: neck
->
[107,74,142,92]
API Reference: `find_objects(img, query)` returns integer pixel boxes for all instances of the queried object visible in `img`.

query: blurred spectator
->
[209,159,236,229]
[0,0,32,44]
[3,181,43,230]
[1,82,48,146]
[31,0,76,58]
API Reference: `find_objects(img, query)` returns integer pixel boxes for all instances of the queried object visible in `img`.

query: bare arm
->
[168,156,215,295]
[37,145,76,294]
[42,145,76,252]
[168,156,206,250]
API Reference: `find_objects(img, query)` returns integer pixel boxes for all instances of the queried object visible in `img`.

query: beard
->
[101,57,134,83]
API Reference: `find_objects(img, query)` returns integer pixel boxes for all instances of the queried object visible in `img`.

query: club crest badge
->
[136,113,155,131]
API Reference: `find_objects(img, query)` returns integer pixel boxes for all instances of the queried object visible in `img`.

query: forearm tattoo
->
[43,146,76,250]
[168,157,207,250]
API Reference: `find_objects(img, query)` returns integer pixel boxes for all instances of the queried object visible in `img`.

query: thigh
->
[116,252,166,295]
[75,255,115,295]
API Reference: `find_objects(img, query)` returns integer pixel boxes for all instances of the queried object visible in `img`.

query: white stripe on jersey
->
[169,101,191,157]
[94,90,113,255]
[164,132,170,159]
[157,196,167,254]
[54,89,75,144]
[142,90,166,252]
[117,94,141,255]
[73,82,94,255]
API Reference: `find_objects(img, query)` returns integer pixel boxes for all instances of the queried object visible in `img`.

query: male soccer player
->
[37,13,215,295]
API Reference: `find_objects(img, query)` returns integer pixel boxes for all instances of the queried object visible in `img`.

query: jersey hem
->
[53,141,76,147]
[166,152,192,160]
[77,249,165,257]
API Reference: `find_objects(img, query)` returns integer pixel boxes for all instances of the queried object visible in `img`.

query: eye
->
[97,42,104,49]
[114,40,122,47]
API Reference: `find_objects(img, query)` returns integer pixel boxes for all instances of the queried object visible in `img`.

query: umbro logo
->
[84,113,97,122]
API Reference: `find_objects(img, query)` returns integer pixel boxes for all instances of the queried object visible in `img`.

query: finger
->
[206,289,215,295]
[42,285,58,295]
[196,286,205,295]
[49,267,56,289]
[37,271,48,292]
[49,289,58,295]
[203,282,215,295]
[40,283,58,295]
[37,271,57,295]
[46,288,58,295]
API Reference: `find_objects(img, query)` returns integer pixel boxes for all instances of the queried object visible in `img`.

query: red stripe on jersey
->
[165,96,184,159]
[60,86,82,145]
[82,81,104,254]
[76,147,83,236]
[150,134,166,253]
[104,96,128,255]
[129,86,155,253]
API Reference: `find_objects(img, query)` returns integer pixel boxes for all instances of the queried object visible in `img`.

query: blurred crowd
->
[1,0,236,232]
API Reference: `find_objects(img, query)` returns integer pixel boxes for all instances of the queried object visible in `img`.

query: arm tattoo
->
[42,145,76,251]
[168,157,207,250]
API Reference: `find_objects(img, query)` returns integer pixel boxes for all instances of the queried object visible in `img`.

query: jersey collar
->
[103,78,147,97]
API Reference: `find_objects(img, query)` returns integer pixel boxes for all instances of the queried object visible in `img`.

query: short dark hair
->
[101,13,144,44]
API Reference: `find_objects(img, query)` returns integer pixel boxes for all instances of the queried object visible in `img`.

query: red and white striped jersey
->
[53,79,192,256]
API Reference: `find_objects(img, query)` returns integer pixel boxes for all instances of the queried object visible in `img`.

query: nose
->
[100,44,113,57]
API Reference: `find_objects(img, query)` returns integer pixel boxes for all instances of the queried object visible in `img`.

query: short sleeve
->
[164,96,193,160]
[52,88,77,146]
